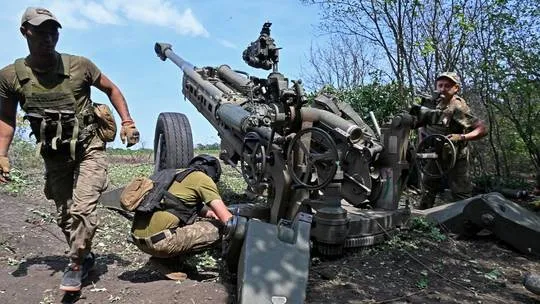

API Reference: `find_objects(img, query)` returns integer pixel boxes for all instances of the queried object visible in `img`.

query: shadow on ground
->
[11,253,131,284]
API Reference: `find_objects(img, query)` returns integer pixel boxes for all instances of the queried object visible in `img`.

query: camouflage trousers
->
[419,154,472,209]
[43,137,108,263]
[133,220,221,258]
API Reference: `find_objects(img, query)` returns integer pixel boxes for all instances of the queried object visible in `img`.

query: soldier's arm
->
[0,96,17,183]
[208,199,233,224]
[93,73,134,124]
[0,97,17,155]
[462,119,487,141]
[449,107,488,142]
[195,173,233,223]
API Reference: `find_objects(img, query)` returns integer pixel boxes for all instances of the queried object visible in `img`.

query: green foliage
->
[315,81,409,125]
[195,143,220,151]
[10,116,42,171]
[107,163,153,188]
[186,250,219,270]
[419,38,436,56]
[384,217,447,253]
[217,163,248,203]
[0,115,43,196]
[0,168,28,195]
[107,148,153,156]
[466,0,540,172]
[473,174,530,191]
[416,271,429,289]
[195,148,220,156]
[410,217,447,242]
[107,149,153,165]
[484,269,502,281]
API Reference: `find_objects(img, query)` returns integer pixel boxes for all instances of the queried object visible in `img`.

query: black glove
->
[409,103,422,116]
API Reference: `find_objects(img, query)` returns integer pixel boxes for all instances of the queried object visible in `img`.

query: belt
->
[131,228,177,247]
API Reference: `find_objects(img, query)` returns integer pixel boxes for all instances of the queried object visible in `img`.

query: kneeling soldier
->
[121,155,233,279]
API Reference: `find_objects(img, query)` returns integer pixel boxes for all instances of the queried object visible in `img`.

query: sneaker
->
[81,252,95,281]
[147,257,188,281]
[60,264,82,292]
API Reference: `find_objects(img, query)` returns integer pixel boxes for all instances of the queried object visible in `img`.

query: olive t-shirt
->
[132,171,222,238]
[0,53,101,113]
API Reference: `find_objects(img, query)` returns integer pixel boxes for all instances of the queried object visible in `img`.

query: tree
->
[316,81,405,125]
[301,34,379,91]
[464,0,540,172]
[302,0,417,103]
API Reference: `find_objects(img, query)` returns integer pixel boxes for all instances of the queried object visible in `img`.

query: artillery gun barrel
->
[154,43,224,100]
[155,42,274,142]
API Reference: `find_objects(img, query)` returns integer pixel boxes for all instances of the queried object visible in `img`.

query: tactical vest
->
[136,168,203,226]
[14,54,97,159]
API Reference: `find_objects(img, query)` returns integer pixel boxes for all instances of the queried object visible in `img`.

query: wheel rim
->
[286,127,339,190]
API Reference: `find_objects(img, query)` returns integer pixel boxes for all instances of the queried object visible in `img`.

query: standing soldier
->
[416,72,487,209]
[0,7,140,291]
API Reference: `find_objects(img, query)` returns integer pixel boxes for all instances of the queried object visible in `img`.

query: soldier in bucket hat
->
[416,72,488,209]
[0,7,140,292]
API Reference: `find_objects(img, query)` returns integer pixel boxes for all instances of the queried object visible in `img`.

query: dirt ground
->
[0,190,539,304]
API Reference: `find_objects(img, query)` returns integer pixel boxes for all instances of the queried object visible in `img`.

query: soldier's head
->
[435,72,460,101]
[188,154,222,183]
[20,7,62,57]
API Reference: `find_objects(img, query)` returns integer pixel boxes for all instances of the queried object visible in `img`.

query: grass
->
[416,271,429,289]
[409,217,447,242]
[107,163,154,188]
[383,217,447,253]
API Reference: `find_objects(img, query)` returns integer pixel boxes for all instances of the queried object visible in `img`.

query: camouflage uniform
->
[131,171,222,258]
[419,95,480,209]
[0,54,108,262]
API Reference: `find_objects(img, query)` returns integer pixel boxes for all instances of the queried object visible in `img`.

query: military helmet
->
[188,154,221,183]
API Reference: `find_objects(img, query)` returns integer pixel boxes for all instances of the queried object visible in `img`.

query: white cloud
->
[117,0,208,36]
[47,0,93,29]
[82,1,121,25]
[44,0,208,36]
[217,38,237,49]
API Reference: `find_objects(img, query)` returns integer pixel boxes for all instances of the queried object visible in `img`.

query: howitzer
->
[154,23,415,303]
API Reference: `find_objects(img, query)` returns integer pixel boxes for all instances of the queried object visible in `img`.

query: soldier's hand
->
[447,134,465,142]
[120,120,140,148]
[0,156,10,183]
[409,104,422,116]
[205,210,219,220]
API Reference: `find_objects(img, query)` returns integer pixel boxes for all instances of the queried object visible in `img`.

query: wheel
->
[286,127,339,190]
[415,134,457,178]
[154,112,194,172]
[240,132,267,187]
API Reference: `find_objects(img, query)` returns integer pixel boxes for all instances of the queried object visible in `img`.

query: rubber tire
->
[154,112,193,171]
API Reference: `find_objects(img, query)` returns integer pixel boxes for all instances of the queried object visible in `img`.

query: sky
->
[0,0,324,149]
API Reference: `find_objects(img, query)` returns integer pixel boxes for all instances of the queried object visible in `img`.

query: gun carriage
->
[153,22,422,303]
